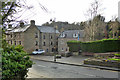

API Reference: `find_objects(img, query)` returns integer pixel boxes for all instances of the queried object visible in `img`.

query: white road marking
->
[84,74,96,77]
[37,65,47,68]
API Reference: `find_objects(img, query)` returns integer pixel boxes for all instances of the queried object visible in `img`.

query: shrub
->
[115,53,120,57]
[108,58,120,61]
[2,44,33,80]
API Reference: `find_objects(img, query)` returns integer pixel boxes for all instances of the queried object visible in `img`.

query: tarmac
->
[30,55,120,72]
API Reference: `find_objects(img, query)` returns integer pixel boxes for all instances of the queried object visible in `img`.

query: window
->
[35,41,38,46]
[11,40,12,44]
[114,33,117,36]
[14,35,16,37]
[43,35,45,39]
[56,42,58,45]
[75,34,77,36]
[56,48,58,52]
[8,41,9,44]
[35,33,38,38]
[46,49,48,52]
[65,34,67,37]
[14,41,16,45]
[11,34,12,38]
[60,33,65,37]
[62,48,64,51]
[52,48,54,52]
[50,36,52,39]
[19,41,21,45]
[66,48,67,51]
[51,42,53,45]
[73,34,78,38]
[43,42,46,46]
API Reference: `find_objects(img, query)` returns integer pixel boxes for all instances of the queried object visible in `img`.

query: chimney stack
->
[30,20,35,26]
[8,24,12,28]
[20,22,24,27]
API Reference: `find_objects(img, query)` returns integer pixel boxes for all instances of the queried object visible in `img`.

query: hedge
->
[67,40,81,52]
[67,39,120,53]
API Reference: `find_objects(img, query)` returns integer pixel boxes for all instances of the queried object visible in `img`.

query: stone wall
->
[84,59,120,68]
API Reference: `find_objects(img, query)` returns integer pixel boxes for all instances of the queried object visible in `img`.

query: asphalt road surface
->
[28,59,119,78]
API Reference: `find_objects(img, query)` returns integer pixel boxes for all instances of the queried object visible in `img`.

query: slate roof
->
[37,26,59,33]
[60,30,84,38]
[7,24,59,33]
[10,25,30,33]
[6,27,16,34]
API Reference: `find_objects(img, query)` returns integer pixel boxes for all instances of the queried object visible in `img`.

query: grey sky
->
[16,0,120,25]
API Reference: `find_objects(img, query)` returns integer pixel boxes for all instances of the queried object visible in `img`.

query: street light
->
[54,26,57,62]
[49,18,57,62]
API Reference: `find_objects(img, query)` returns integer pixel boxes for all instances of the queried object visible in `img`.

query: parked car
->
[32,49,45,55]
[55,54,62,58]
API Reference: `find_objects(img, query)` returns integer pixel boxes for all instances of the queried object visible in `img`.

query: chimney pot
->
[20,22,24,27]
[8,24,12,28]
[30,20,35,26]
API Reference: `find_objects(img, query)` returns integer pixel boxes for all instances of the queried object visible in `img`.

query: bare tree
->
[1,0,35,28]
[85,0,103,20]
[84,0,106,41]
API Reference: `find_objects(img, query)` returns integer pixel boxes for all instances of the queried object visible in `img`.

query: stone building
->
[58,30,84,55]
[6,20,59,54]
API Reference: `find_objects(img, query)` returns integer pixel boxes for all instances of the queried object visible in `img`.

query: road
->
[27,59,119,78]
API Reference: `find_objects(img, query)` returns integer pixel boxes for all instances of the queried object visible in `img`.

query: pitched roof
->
[10,25,30,33]
[37,26,59,33]
[7,24,59,33]
[60,30,84,38]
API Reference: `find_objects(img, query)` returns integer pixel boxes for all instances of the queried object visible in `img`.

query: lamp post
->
[49,18,57,62]
[54,26,57,62]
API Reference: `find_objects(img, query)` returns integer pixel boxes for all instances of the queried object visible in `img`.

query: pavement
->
[29,55,120,71]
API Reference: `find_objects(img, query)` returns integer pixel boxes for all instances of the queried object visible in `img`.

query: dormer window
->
[73,34,78,38]
[60,33,65,37]
[75,34,77,36]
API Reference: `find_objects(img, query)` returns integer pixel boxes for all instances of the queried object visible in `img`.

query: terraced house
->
[6,20,59,54]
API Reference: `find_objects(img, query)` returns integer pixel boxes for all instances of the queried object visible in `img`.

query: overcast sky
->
[17,0,120,25]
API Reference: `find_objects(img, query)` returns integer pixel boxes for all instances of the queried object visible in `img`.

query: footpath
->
[30,55,120,71]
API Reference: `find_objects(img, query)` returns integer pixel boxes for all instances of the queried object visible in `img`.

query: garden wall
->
[84,59,120,68]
